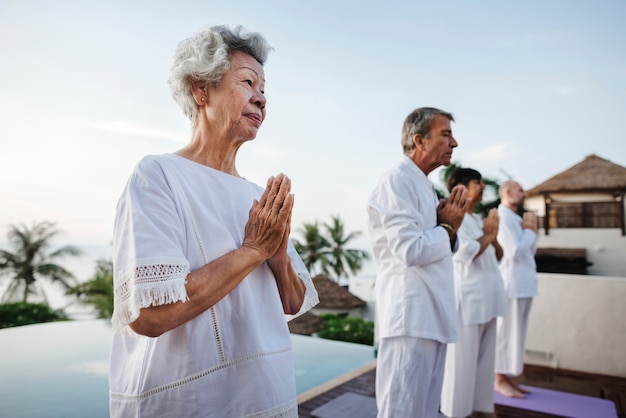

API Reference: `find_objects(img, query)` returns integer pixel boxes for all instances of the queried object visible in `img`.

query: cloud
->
[92,120,186,143]
[554,84,584,97]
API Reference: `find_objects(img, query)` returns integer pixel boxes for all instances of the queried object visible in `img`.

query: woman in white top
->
[109,25,318,418]
[440,168,507,418]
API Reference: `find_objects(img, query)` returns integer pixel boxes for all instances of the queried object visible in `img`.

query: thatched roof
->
[288,311,325,336]
[312,274,366,309]
[527,154,626,196]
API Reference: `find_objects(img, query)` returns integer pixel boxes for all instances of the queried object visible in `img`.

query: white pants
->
[495,297,533,376]
[376,336,447,418]
[440,315,497,417]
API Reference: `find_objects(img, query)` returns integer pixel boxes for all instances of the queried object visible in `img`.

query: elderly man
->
[367,107,468,417]
[494,180,538,398]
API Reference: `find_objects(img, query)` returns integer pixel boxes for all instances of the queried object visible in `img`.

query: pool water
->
[0,319,375,417]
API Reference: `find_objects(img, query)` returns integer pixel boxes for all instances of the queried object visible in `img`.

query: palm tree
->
[324,216,370,280]
[0,222,82,303]
[66,259,113,318]
[293,221,331,276]
[293,216,370,282]
[438,161,462,198]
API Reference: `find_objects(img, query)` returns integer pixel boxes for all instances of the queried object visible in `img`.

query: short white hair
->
[168,25,273,124]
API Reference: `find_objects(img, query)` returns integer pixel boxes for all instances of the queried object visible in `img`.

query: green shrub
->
[0,302,68,329]
[318,313,374,345]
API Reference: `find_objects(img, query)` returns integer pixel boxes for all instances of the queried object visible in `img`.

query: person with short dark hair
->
[440,168,507,418]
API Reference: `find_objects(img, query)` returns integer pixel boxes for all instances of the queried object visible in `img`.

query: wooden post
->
[619,193,625,236]
[544,194,551,236]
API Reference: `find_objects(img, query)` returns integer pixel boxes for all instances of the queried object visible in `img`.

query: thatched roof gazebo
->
[312,274,366,310]
[288,311,325,336]
[527,154,626,236]
[288,275,368,335]
[527,154,626,195]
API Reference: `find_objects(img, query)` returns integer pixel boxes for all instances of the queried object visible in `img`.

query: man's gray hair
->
[168,25,273,124]
[401,107,454,155]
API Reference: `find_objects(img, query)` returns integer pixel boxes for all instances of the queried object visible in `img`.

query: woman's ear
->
[191,79,207,105]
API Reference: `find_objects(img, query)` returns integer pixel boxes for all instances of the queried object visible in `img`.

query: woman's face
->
[205,50,266,141]
[466,178,485,203]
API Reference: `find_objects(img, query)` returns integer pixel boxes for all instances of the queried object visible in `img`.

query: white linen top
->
[109,154,318,418]
[452,213,506,325]
[497,205,538,299]
[366,156,458,344]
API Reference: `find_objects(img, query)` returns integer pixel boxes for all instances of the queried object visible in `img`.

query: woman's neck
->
[176,121,242,176]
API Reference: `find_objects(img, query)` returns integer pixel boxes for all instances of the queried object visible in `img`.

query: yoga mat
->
[494,385,617,418]
[309,392,448,418]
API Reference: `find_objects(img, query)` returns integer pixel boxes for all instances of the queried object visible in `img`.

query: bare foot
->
[495,374,526,398]
[512,382,531,394]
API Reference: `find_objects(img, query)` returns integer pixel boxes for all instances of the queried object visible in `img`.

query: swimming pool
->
[0,319,375,417]
[293,333,375,394]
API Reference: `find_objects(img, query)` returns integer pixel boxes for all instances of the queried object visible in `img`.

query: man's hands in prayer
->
[437,184,469,231]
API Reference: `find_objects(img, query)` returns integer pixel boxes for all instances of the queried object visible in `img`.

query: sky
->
[1,0,626,283]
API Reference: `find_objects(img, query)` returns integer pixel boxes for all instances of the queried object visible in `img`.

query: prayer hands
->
[483,208,500,240]
[243,174,294,260]
[522,211,538,232]
[437,184,469,231]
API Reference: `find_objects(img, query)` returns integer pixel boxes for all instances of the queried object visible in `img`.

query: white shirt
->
[109,154,318,418]
[367,156,457,344]
[497,205,538,298]
[453,213,506,325]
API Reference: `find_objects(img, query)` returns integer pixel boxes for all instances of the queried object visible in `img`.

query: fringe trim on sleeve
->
[111,259,190,335]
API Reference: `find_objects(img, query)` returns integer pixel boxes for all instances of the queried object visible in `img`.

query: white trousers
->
[495,297,533,376]
[376,336,447,418]
[440,315,497,418]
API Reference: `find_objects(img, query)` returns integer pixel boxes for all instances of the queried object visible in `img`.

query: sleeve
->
[284,240,320,322]
[111,157,191,333]
[368,174,451,267]
[498,211,537,262]
[452,218,481,266]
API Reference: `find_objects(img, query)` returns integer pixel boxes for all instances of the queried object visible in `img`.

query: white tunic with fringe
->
[109,153,318,418]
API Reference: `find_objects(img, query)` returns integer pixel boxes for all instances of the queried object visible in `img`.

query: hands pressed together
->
[242,173,294,262]
[242,173,305,314]
[522,212,538,233]
[437,184,470,232]
[483,208,500,241]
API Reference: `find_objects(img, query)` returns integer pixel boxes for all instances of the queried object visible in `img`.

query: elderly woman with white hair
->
[108,25,318,417]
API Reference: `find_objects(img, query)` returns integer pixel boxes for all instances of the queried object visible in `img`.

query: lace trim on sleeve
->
[284,254,319,322]
[111,258,190,334]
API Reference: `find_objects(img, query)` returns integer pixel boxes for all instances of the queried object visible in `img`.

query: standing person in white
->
[440,168,507,418]
[494,180,538,399]
[108,25,319,417]
[367,107,469,418]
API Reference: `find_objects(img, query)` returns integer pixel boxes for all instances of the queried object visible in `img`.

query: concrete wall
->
[525,272,626,378]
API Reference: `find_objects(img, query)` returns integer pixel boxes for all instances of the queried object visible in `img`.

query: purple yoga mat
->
[494,385,617,418]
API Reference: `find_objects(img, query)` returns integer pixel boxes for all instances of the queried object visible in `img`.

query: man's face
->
[424,114,457,168]
[509,182,527,207]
